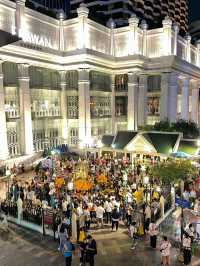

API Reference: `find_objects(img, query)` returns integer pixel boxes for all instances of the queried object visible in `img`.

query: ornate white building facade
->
[0,0,200,160]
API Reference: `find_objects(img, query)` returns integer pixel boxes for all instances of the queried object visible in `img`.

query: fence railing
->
[23,204,43,225]
[1,201,18,218]
[0,200,62,238]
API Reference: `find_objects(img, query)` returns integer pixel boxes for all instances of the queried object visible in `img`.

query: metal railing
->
[1,201,18,218]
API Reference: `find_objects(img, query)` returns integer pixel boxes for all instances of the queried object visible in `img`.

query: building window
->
[29,67,61,90]
[3,62,18,86]
[33,128,61,151]
[147,96,160,115]
[70,128,78,145]
[67,96,78,119]
[147,75,161,92]
[115,96,127,116]
[90,96,111,118]
[7,128,19,156]
[31,89,61,118]
[5,87,20,119]
[115,74,128,91]
[90,71,111,91]
[91,127,109,137]
[66,71,78,90]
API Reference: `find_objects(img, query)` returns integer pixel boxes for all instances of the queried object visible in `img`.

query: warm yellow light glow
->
[97,139,103,148]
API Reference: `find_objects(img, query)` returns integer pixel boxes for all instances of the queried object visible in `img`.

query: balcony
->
[5,109,20,119]
[32,108,61,118]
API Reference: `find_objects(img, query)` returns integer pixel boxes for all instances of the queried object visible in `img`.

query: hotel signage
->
[19,28,53,49]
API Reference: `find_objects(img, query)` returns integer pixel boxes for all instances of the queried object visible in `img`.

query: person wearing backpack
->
[86,235,97,266]
[62,237,75,266]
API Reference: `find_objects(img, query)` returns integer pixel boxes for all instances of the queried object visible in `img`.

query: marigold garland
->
[55,177,65,188]
[74,179,92,191]
[97,174,108,184]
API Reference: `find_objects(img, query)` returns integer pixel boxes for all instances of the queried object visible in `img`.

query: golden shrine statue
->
[74,160,92,191]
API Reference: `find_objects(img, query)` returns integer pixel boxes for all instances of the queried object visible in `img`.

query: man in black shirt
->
[86,235,97,266]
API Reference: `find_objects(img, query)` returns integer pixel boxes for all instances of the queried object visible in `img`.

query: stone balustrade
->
[0,0,199,67]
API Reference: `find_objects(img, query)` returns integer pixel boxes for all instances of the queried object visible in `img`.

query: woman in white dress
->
[71,209,77,242]
[160,236,171,266]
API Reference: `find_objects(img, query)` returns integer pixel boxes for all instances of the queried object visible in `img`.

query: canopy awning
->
[101,131,182,156]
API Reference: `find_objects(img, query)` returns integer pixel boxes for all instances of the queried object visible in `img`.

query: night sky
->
[189,0,200,23]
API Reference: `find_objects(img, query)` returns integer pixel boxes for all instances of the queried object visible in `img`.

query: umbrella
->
[170,151,191,158]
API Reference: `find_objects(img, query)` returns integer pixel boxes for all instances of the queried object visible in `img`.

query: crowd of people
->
[0,153,200,266]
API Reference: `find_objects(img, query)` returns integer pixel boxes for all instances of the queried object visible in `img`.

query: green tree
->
[149,119,199,139]
[171,119,199,139]
[153,120,172,132]
[150,160,197,185]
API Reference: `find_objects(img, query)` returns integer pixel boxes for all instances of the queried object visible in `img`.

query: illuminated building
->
[0,0,199,160]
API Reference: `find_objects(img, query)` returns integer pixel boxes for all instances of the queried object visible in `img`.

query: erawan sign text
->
[18,29,53,49]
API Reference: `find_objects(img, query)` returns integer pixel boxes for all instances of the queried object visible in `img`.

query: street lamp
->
[143,176,149,203]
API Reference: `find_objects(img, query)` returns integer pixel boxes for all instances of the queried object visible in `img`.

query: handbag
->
[138,225,144,236]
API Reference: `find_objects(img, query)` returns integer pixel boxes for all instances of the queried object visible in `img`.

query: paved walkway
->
[2,222,199,266]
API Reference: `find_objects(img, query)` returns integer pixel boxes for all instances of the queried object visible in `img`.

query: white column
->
[127,73,138,131]
[161,72,179,122]
[140,20,148,57]
[128,14,139,55]
[191,80,199,124]
[181,77,190,121]
[162,16,172,56]
[18,63,34,155]
[58,11,65,52]
[196,40,200,67]
[15,0,26,36]
[168,73,179,122]
[78,69,91,143]
[77,3,89,49]
[173,23,179,56]
[107,18,116,56]
[60,71,68,143]
[185,34,191,63]
[138,75,148,126]
[160,73,170,121]
[111,75,116,134]
[0,61,9,160]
